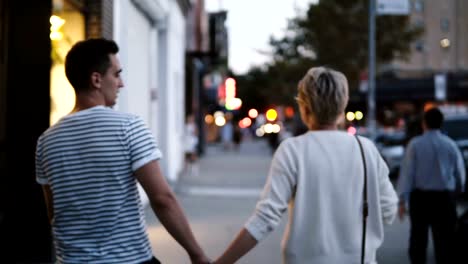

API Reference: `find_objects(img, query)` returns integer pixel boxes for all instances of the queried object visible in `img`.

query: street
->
[145,138,436,264]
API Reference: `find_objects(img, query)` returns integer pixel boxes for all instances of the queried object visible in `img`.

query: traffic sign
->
[434,74,447,101]
[376,0,410,15]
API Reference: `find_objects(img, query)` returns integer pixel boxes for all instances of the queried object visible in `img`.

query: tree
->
[238,0,423,107]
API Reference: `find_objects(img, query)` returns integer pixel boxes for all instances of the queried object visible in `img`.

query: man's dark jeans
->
[409,190,457,264]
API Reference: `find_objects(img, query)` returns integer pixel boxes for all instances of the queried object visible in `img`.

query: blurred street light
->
[355,111,364,121]
[239,117,252,128]
[50,15,65,41]
[215,116,226,126]
[347,126,357,135]
[346,111,356,121]
[266,109,278,122]
[205,114,214,124]
[248,109,258,118]
[214,111,224,118]
[226,97,242,110]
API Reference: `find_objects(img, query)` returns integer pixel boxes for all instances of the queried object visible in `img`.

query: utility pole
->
[368,0,377,140]
[368,0,410,139]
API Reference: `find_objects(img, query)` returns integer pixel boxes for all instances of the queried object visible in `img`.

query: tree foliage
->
[237,0,423,109]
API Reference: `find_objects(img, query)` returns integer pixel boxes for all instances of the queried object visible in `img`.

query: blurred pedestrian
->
[397,107,466,264]
[184,114,199,176]
[232,124,242,152]
[213,66,398,264]
[221,113,234,151]
[404,113,423,147]
[266,130,279,153]
[35,38,210,264]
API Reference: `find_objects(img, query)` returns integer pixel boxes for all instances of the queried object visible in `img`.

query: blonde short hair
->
[296,67,349,126]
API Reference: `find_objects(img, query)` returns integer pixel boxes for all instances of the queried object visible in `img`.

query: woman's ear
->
[299,104,312,128]
[90,72,101,89]
[302,104,313,118]
[336,113,346,129]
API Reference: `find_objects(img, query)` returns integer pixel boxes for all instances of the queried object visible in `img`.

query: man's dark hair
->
[65,38,119,92]
[423,107,444,129]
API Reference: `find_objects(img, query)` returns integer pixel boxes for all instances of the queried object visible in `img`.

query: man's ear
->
[90,72,101,89]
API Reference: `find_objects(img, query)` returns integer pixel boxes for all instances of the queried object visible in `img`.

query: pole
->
[368,0,376,140]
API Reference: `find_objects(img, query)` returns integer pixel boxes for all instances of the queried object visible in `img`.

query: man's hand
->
[398,201,406,221]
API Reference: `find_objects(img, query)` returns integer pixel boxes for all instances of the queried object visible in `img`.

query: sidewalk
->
[176,139,272,191]
[144,138,440,264]
[145,138,286,263]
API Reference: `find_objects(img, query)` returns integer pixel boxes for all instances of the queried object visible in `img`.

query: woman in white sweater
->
[214,67,398,264]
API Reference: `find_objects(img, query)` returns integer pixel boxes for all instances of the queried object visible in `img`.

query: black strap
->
[355,135,368,264]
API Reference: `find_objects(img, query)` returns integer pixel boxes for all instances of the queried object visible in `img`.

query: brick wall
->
[85,0,113,40]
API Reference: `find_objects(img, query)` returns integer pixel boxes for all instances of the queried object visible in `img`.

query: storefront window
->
[50,0,85,125]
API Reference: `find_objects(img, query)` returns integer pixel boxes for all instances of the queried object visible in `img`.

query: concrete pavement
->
[145,137,436,264]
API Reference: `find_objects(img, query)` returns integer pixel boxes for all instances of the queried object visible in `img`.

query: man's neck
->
[424,128,440,133]
[72,93,105,113]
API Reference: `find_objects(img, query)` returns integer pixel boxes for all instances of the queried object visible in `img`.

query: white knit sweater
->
[245,131,398,264]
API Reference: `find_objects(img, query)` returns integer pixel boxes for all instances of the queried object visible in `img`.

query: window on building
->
[50,0,85,125]
[440,18,450,32]
[413,0,424,12]
[415,40,425,52]
[413,19,424,30]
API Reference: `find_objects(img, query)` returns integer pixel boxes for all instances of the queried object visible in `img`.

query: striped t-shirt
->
[36,106,162,263]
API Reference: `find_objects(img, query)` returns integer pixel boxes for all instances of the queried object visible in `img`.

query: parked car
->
[374,131,406,180]
[441,115,468,198]
[377,115,468,196]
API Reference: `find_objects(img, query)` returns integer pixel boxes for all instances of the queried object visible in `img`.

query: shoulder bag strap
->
[355,135,368,264]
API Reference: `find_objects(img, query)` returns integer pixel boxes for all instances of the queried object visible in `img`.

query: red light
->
[242,117,252,128]
[347,126,357,135]
[239,118,252,129]
[285,106,294,118]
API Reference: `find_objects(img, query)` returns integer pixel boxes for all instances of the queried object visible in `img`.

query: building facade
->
[113,0,190,186]
[394,0,468,72]
[369,0,468,123]
[0,0,192,260]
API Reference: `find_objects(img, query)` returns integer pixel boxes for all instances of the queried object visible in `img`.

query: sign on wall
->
[434,74,447,101]
[377,0,410,15]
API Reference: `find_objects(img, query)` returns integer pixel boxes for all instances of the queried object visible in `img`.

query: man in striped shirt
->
[36,38,210,264]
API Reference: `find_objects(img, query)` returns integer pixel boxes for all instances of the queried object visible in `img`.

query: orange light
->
[248,109,258,119]
[204,114,214,124]
[285,106,294,118]
[266,109,278,122]
[424,102,436,112]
